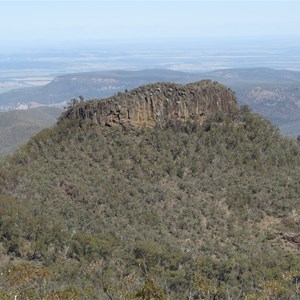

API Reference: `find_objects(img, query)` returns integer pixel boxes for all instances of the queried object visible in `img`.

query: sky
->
[0,1,299,43]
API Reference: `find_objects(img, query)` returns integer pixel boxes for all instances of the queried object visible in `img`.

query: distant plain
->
[1,37,300,93]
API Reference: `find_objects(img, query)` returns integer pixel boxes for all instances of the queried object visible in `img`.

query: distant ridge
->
[0,69,199,107]
[0,107,61,157]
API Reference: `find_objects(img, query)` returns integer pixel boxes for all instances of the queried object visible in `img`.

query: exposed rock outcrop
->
[59,80,238,129]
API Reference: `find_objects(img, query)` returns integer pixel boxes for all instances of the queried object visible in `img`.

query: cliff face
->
[59,80,238,128]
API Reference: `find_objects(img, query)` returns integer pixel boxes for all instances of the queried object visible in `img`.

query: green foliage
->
[136,279,167,300]
[1,106,300,298]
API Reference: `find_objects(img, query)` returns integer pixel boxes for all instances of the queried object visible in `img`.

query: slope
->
[0,107,61,158]
[0,81,300,299]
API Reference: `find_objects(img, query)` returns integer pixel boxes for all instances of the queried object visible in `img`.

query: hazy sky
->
[1,0,299,42]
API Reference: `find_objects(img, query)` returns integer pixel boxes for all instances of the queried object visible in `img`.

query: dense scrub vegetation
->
[1,106,300,299]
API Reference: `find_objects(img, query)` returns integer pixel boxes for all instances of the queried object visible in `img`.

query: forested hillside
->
[0,82,300,299]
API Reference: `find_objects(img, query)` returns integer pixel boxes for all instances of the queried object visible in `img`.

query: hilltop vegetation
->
[0,83,300,299]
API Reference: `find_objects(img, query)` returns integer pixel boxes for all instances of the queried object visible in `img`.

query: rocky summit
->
[59,80,238,128]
